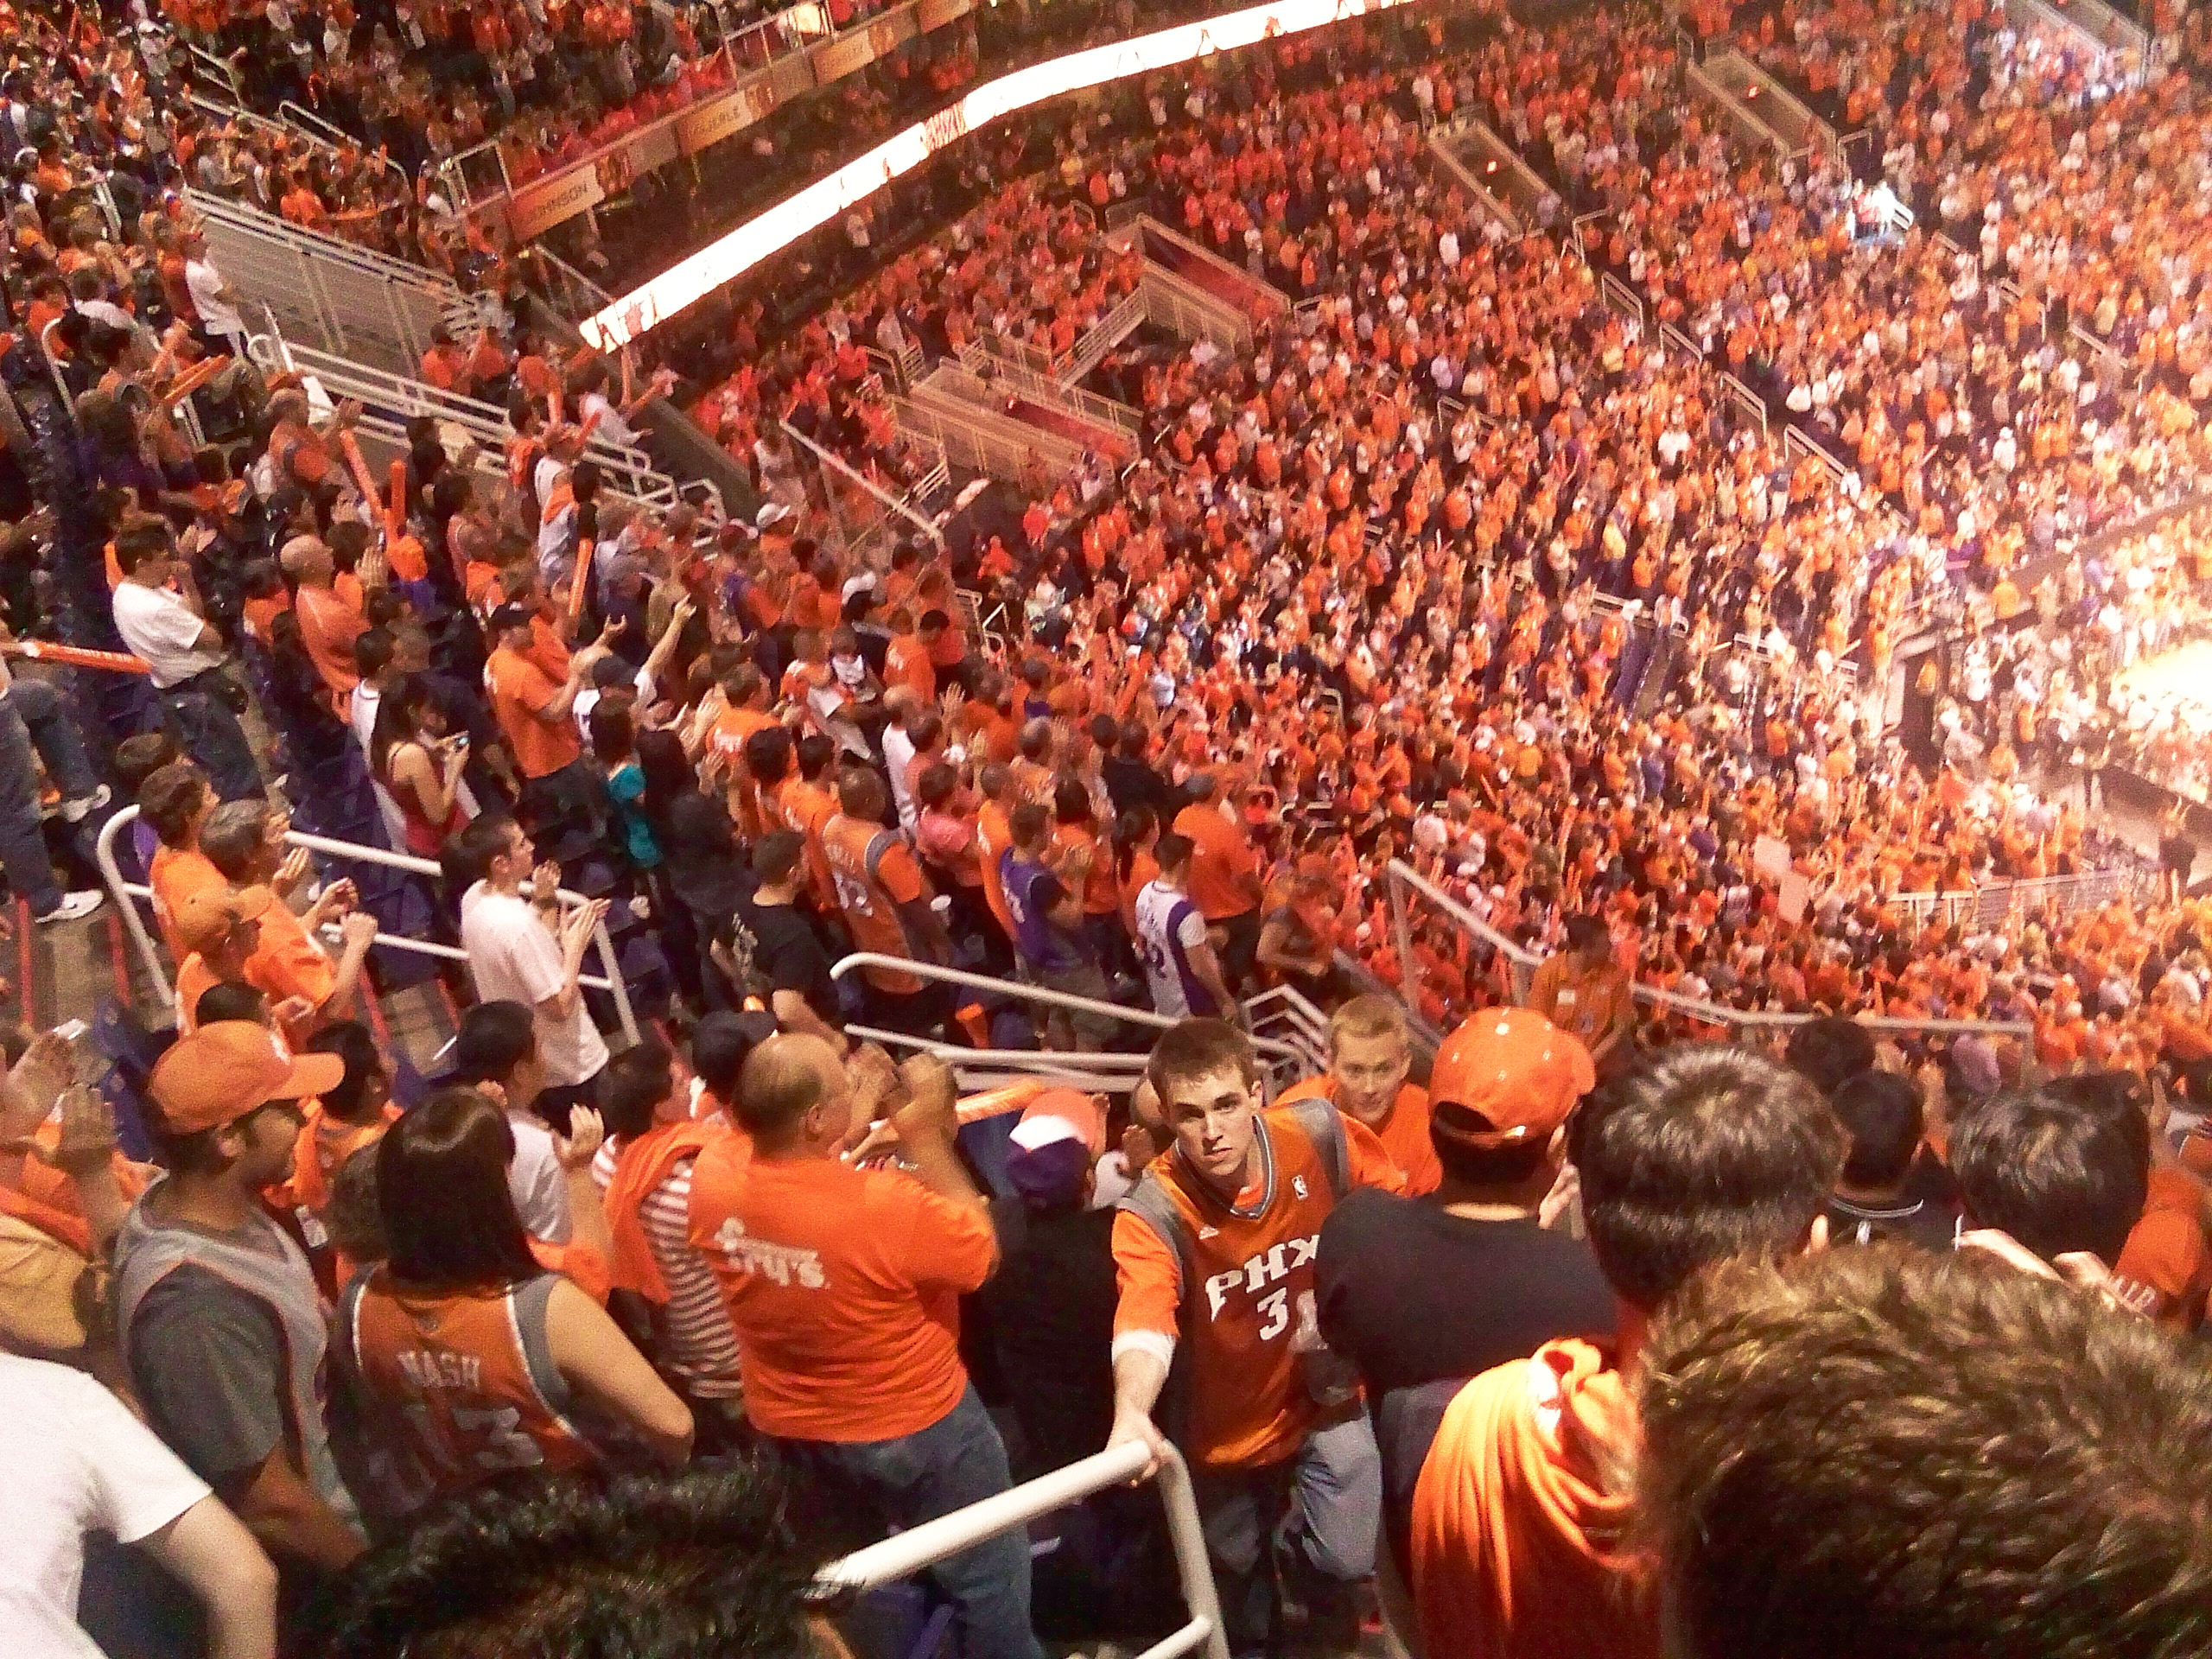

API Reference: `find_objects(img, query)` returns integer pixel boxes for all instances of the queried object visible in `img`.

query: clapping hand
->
[553,1105,606,1171]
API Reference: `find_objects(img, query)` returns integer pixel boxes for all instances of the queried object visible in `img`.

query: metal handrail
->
[956,342,1142,436]
[97,808,639,1043]
[819,1440,1229,1659]
[277,334,671,493]
[780,419,946,550]
[186,188,450,304]
[830,953,1313,1065]
[1384,861,2031,1040]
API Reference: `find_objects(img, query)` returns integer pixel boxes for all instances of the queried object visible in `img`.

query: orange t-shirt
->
[885,633,936,702]
[149,843,225,962]
[1173,802,1260,922]
[296,582,369,698]
[1275,1075,1439,1196]
[487,645,582,779]
[1409,1340,1656,1659]
[246,899,337,1042]
[686,1147,998,1440]
[2113,1164,2209,1331]
[1526,955,1633,1052]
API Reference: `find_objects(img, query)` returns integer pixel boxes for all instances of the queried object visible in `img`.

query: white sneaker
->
[60,784,111,825]
[35,891,104,925]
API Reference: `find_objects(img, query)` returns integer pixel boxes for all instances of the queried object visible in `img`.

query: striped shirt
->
[592,1141,745,1399]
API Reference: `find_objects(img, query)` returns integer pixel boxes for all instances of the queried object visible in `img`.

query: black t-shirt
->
[1824,1153,1962,1252]
[1102,754,1174,818]
[1315,1190,1618,1573]
[967,1200,1119,1478]
[730,894,836,1018]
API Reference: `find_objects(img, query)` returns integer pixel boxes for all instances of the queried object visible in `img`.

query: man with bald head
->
[688,1039,1042,1659]
[284,533,386,702]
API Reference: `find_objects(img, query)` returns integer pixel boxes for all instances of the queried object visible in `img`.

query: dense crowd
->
[3,1,2212,1657]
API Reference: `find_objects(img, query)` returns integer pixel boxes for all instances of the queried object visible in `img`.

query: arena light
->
[582,0,1411,349]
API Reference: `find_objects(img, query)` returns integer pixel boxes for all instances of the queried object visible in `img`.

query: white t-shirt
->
[504,1109,572,1244]
[884,723,918,830]
[459,883,610,1088]
[184,257,242,338]
[0,1355,212,1659]
[111,582,226,689]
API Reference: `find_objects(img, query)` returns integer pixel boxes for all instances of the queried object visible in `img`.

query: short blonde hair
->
[1328,995,1408,1053]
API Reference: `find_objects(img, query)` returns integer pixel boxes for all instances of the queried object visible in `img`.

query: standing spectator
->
[112,1023,367,1610]
[110,521,261,802]
[729,831,842,1048]
[181,229,246,356]
[689,1039,1043,1659]
[1109,1019,1402,1652]
[1522,916,1634,1074]
[1948,1088,2149,1286]
[969,1090,1119,1478]
[1822,1069,1962,1249]
[198,798,380,1040]
[1408,1047,1843,1659]
[1172,773,1263,990]
[593,1027,750,1440]
[483,602,606,837]
[1131,832,1232,1020]
[337,1085,691,1514]
[451,1000,593,1245]
[820,768,951,1038]
[1001,801,1116,1050]
[0,645,103,925]
[1315,1007,1613,1579]
[1638,1248,2212,1659]
[3,1351,278,1659]
[454,817,613,1120]
[1280,996,1439,1196]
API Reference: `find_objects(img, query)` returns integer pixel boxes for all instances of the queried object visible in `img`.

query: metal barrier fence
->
[818,1440,1230,1659]
[1060,289,1150,386]
[1888,867,2156,928]
[269,331,683,509]
[187,189,473,378]
[781,418,949,556]
[957,342,1143,435]
[97,807,639,1045]
[1719,371,1768,435]
[1699,48,1839,156]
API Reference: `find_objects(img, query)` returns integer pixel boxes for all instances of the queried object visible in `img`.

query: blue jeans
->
[160,674,262,802]
[780,1387,1045,1659]
[0,689,63,912]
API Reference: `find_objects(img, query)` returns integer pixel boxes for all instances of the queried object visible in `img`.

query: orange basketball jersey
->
[1117,1098,1351,1469]
[341,1270,594,1504]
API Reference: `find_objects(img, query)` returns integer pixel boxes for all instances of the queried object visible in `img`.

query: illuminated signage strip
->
[582,0,1410,348]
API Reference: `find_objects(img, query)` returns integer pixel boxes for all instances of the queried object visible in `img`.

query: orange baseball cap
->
[1428,1007,1594,1151]
[149,1020,346,1136]
[174,885,273,955]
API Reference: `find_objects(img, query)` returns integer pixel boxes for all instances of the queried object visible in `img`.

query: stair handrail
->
[98,806,638,1044]
[780,420,946,550]
[1384,860,2031,1042]
[830,953,1314,1068]
[819,1440,1229,1659]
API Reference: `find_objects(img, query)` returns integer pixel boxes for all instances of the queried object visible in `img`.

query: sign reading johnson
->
[508,165,607,240]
